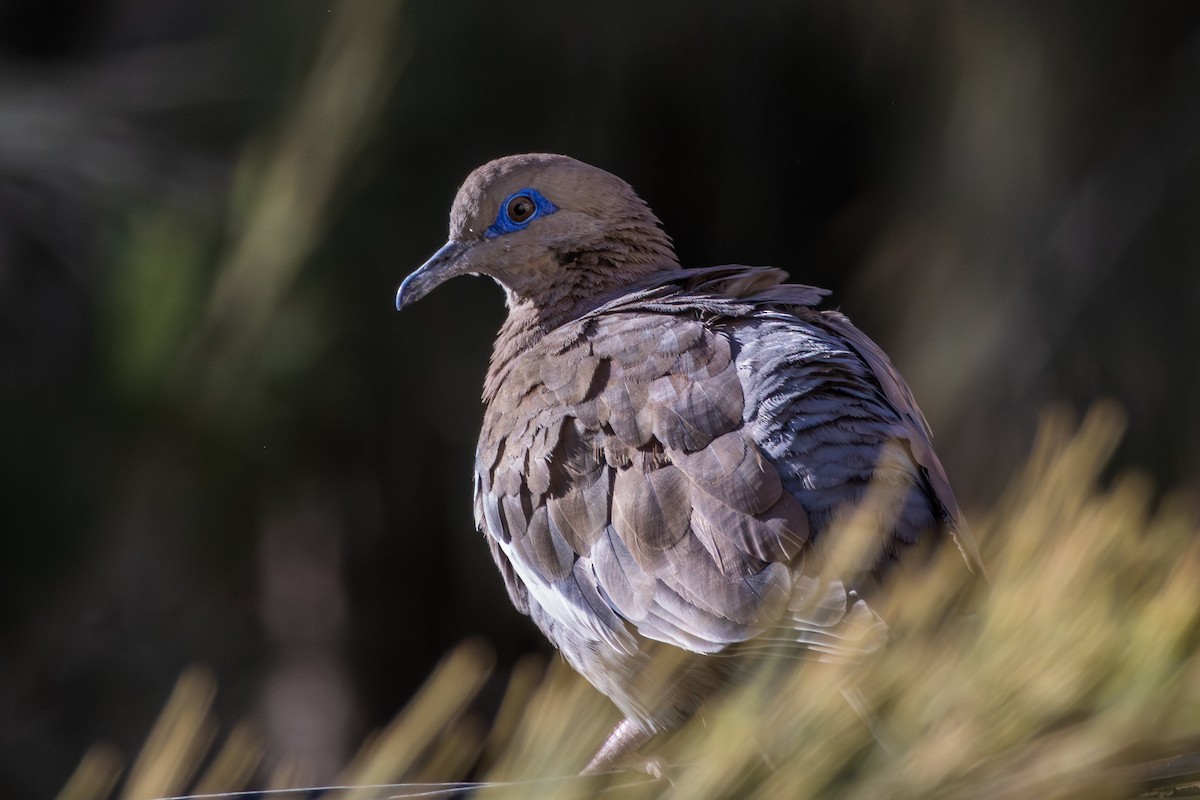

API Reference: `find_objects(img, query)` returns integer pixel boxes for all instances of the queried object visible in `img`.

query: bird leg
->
[840,684,897,757]
[582,717,663,776]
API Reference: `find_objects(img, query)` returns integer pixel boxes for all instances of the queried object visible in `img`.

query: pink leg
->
[582,717,657,774]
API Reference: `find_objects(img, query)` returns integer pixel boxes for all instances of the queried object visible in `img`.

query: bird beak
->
[396,240,471,310]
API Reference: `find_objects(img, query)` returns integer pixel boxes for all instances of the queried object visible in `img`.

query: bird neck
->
[483,246,679,403]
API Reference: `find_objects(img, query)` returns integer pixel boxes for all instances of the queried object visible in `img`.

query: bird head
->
[396,153,678,312]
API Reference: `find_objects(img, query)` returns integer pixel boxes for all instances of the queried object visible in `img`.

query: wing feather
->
[472,266,980,693]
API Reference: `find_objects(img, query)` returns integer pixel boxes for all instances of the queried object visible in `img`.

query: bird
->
[395,153,984,774]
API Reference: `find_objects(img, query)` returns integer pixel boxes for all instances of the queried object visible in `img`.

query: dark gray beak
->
[396,240,470,310]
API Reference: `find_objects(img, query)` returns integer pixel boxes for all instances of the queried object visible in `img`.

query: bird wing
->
[474,266,977,658]
[810,310,986,577]
[596,266,978,570]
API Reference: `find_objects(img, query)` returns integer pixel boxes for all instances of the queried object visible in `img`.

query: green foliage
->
[103,210,207,405]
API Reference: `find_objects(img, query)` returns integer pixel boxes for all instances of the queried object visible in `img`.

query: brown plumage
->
[396,153,983,772]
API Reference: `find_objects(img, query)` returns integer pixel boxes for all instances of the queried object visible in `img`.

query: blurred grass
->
[59,405,1200,799]
[100,0,405,428]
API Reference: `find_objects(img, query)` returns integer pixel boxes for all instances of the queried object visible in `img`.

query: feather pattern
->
[469,262,977,729]
[403,153,982,765]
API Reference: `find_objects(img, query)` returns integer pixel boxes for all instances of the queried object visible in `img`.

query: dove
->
[396,153,982,772]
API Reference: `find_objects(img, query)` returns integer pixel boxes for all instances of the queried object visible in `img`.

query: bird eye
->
[505,195,536,224]
[484,189,557,239]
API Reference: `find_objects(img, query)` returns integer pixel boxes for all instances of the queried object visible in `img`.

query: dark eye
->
[505,195,536,224]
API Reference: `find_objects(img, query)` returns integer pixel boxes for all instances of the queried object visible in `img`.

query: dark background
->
[2,1,1198,796]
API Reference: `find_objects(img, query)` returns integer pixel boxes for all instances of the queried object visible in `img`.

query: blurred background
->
[2,1,1198,796]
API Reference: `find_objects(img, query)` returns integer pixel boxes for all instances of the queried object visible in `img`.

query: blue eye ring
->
[484,188,558,238]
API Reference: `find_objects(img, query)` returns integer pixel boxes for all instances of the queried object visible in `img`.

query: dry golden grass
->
[61,404,1200,800]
